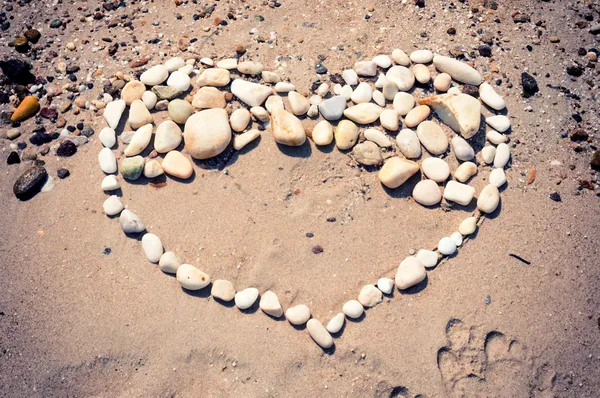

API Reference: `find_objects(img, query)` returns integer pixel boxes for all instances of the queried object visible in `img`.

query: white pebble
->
[377,278,394,294]
[326,313,345,334]
[438,237,457,256]
[342,300,364,319]
[234,288,259,309]
[142,233,163,263]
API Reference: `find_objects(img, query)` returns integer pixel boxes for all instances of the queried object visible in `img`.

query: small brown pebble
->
[294,188,301,195]
[149,182,168,189]
[297,37,304,43]
[312,245,324,254]
[235,44,246,54]
[367,6,375,12]
[526,168,536,185]
[149,150,158,159]
[447,27,456,35]
[549,36,560,43]
[224,92,233,102]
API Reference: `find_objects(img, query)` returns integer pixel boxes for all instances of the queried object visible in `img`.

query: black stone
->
[0,59,36,85]
[315,62,328,74]
[591,150,600,171]
[57,168,70,179]
[305,232,314,238]
[56,140,77,157]
[29,133,53,146]
[13,166,47,200]
[7,151,20,165]
[80,127,94,137]
[478,44,492,57]
[549,192,561,202]
[521,72,539,97]
[566,65,584,77]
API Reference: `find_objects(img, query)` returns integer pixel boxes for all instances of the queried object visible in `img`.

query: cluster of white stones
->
[98,48,511,349]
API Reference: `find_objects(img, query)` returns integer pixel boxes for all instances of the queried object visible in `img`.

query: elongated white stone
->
[379,157,420,189]
[270,108,306,146]
[444,180,475,206]
[481,146,496,164]
[177,264,210,290]
[479,82,506,110]
[433,55,482,85]
[103,99,126,129]
[486,130,507,145]
[494,143,511,168]
[124,123,153,156]
[392,49,410,66]
[373,90,386,107]
[343,103,383,124]
[342,69,359,85]
[311,120,334,146]
[410,49,434,64]
[419,93,481,139]
[99,127,116,148]
[274,82,295,92]
[98,147,117,174]
[233,129,260,151]
[307,319,334,349]
[459,217,478,235]
[454,162,478,182]
[477,184,500,213]
[486,115,511,132]
[140,65,169,86]
[196,68,230,87]
[364,128,392,147]
[354,61,377,76]
[396,128,421,158]
[412,64,431,84]
[230,79,272,106]
[142,233,163,263]
[326,313,345,334]
[373,54,392,68]
[451,136,475,161]
[342,300,364,318]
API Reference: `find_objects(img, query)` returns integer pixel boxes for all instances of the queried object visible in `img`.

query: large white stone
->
[479,82,506,110]
[486,115,511,132]
[343,103,383,124]
[234,287,259,309]
[142,233,163,263]
[177,264,210,290]
[307,319,333,349]
[443,180,475,206]
[395,256,426,290]
[98,147,117,174]
[326,313,345,333]
[433,55,482,85]
[286,304,311,325]
[103,99,126,129]
[419,93,481,139]
[494,143,511,168]
[259,291,283,318]
[124,123,153,156]
[184,108,232,159]
[230,79,272,106]
[140,65,169,86]
[386,66,415,91]
[270,108,306,146]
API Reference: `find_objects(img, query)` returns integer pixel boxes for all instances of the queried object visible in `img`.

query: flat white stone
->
[494,143,511,168]
[416,120,448,155]
[142,233,163,263]
[237,61,264,75]
[395,256,426,290]
[375,73,388,88]
[234,287,259,309]
[438,237,457,256]
[391,49,410,66]
[422,157,450,182]
[443,180,476,206]
[420,93,481,139]
[103,195,123,216]
[412,64,431,84]
[412,179,442,206]
[334,120,359,150]
[166,70,191,92]
[270,108,306,146]
[177,264,210,290]
[364,128,392,147]
[386,66,415,91]
[165,57,185,72]
[481,146,496,164]
[196,68,230,87]
[459,217,478,235]
[159,251,181,274]
[192,87,225,109]
[265,96,284,113]
[350,82,372,104]
[416,249,439,268]
[178,64,193,75]
[342,300,364,318]
[216,58,238,69]
[489,168,507,187]
[161,151,193,179]
[99,127,116,148]
[103,99,126,129]
[259,291,283,318]
[343,103,383,124]
[379,157,420,189]
[230,79,272,107]
[477,184,500,213]
[396,128,422,158]
[262,70,281,83]
[358,285,383,307]
[230,108,251,132]
[140,65,169,86]
[233,129,260,151]
[486,115,511,132]
[274,82,295,93]
[373,54,392,68]
[119,209,145,234]
[250,106,269,122]
[372,90,386,107]
[405,105,431,128]
[200,57,214,66]
[486,130,507,145]
[433,55,482,85]
[155,120,182,153]
[354,61,377,76]
[380,109,399,131]
[312,120,334,146]
[454,162,478,182]
[377,278,394,294]
[288,91,310,115]
[393,92,415,116]
[212,279,236,301]
[479,82,506,110]
[342,69,359,85]
[451,136,475,161]
[318,96,346,121]
[326,313,345,333]
[101,175,120,190]
[184,108,231,159]
[382,81,398,101]
[307,319,333,349]
[286,304,311,325]
[98,147,117,174]
[410,49,434,64]
[124,123,153,156]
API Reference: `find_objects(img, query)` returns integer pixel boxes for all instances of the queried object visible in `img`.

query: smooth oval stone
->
[350,82,372,104]
[312,120,334,146]
[167,70,191,92]
[416,121,448,155]
[395,256,426,290]
[11,96,39,122]
[373,54,392,68]
[102,195,125,216]
[159,251,181,274]
[168,99,193,124]
[352,141,382,165]
[410,49,434,63]
[140,65,169,86]
[235,287,259,309]
[177,264,210,290]
[274,82,295,92]
[121,80,145,105]
[433,55,482,85]
[212,279,236,301]
[422,157,450,182]
[486,130,507,145]
[120,156,145,180]
[372,90,386,107]
[380,109,399,131]
[231,79,272,106]
[383,81,399,101]
[342,69,359,85]
[494,143,510,168]
[259,291,283,317]
[443,180,475,206]
[459,217,478,235]
[216,58,238,69]
[101,175,120,191]
[486,115,511,132]
[342,300,364,319]
[326,313,345,333]
[386,66,415,91]
[343,103,383,124]
[164,57,185,72]
[119,209,145,233]
[13,166,47,199]
[451,136,475,161]
[144,159,163,178]
[434,73,452,92]
[192,87,225,109]
[124,123,153,156]
[161,150,193,179]
[412,179,442,206]
[237,61,264,75]
[318,96,346,121]
[265,95,284,113]
[358,284,383,307]
[489,168,507,187]
[250,106,270,122]
[286,304,311,325]
[334,120,359,150]
[438,237,457,255]
[478,184,500,213]
[128,100,153,130]
[354,61,377,76]
[479,82,506,110]
[419,93,481,139]
[99,127,116,148]
[142,91,157,109]
[316,83,329,97]
[233,129,260,150]
[262,70,281,83]
[196,68,231,87]
[451,232,463,247]
[98,148,117,174]
[270,108,306,146]
[104,99,126,129]
[155,120,183,153]
[307,319,334,349]
[287,91,310,115]
[377,278,394,294]
[405,105,431,128]
[412,64,431,84]
[184,108,232,159]
[142,233,163,263]
[481,146,496,164]
[393,92,415,116]
[416,249,439,268]
[392,49,410,66]
[230,108,251,132]
[364,128,391,147]
[396,129,422,159]
[379,157,420,189]
[454,162,478,182]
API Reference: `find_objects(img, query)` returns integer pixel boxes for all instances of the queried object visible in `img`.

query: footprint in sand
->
[436,318,557,398]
